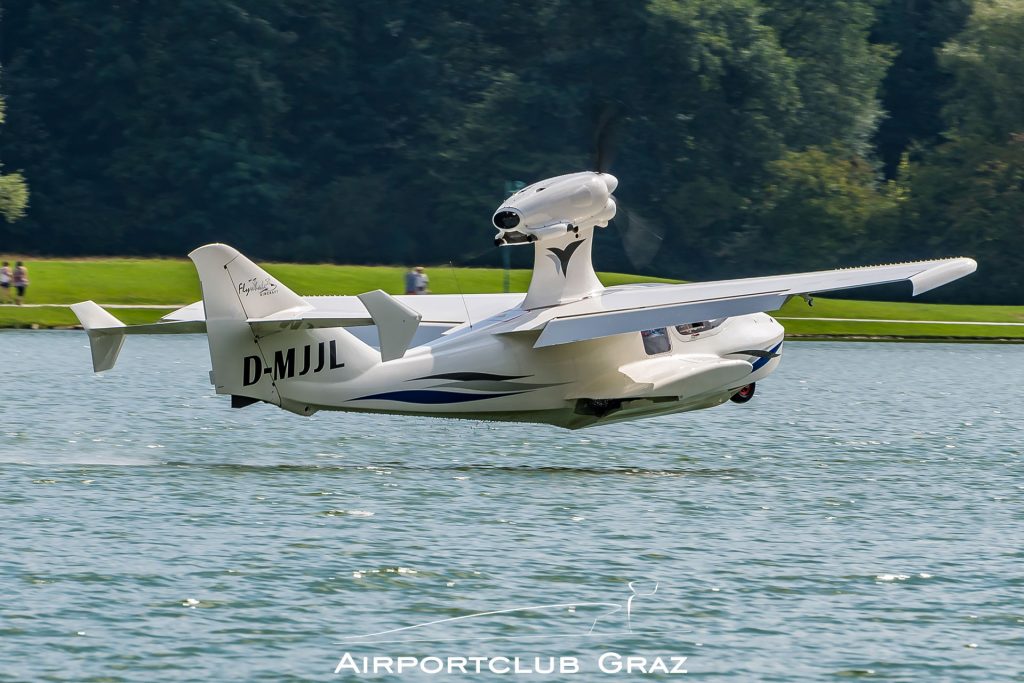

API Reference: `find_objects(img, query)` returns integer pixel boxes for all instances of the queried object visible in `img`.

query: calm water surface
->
[1,331,1022,682]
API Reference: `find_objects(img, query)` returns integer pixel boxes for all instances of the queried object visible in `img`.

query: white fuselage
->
[262,307,785,429]
[73,170,976,430]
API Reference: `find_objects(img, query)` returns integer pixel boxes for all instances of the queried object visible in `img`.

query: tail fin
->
[70,301,126,372]
[189,244,379,412]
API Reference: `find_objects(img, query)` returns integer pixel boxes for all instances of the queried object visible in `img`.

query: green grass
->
[1,259,203,305]
[1,256,1021,340]
[773,296,1024,323]
[266,263,679,297]
[0,257,678,305]
[771,295,1024,340]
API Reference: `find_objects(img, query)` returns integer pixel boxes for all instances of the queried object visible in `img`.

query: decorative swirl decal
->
[547,240,585,277]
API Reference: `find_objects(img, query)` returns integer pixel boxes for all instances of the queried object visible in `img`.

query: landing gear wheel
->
[730,383,756,404]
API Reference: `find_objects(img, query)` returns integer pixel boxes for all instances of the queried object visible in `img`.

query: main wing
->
[496,258,977,347]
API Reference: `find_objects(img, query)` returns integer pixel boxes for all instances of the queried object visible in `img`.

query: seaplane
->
[71,171,976,429]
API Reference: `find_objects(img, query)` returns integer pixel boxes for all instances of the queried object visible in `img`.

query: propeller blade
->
[592,103,622,174]
[591,102,666,270]
[615,206,665,270]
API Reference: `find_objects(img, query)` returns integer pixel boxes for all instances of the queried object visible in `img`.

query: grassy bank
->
[1,257,1021,341]
[0,258,678,304]
[772,296,1024,341]
[0,257,676,329]
[773,296,1024,323]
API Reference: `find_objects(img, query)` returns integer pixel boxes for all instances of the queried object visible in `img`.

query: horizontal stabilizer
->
[71,302,210,372]
[70,301,127,372]
[163,293,524,329]
[245,311,373,334]
[117,320,207,334]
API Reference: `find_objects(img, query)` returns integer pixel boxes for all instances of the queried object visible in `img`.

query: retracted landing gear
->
[730,383,756,404]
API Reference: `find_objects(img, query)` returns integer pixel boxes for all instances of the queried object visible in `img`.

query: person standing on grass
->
[0,262,10,304]
[404,266,419,295]
[414,266,429,294]
[12,261,28,305]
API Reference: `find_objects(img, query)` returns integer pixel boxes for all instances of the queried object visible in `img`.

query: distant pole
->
[502,248,511,293]
[502,180,525,293]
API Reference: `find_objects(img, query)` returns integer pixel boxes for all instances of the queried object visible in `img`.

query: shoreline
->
[2,258,1021,341]
[5,322,1023,344]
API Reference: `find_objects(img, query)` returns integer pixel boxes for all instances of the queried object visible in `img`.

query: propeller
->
[592,104,621,174]
[616,209,664,269]
[591,104,666,270]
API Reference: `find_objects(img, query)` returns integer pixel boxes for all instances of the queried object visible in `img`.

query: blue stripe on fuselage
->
[351,390,526,404]
[751,341,783,372]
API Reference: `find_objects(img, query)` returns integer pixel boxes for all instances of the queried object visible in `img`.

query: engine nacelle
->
[493,172,618,245]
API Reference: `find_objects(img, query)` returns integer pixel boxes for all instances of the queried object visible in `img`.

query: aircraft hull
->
[270,313,784,429]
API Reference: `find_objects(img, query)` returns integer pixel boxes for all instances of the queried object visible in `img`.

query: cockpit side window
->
[674,318,726,339]
[641,328,671,355]
[676,321,709,335]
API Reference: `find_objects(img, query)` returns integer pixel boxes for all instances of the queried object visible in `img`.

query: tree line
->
[0,0,1021,302]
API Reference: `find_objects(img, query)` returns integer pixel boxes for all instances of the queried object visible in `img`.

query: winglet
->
[910,257,978,295]
[357,290,422,362]
[70,301,127,372]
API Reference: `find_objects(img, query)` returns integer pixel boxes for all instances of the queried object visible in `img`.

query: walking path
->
[776,316,1024,327]
[0,303,183,309]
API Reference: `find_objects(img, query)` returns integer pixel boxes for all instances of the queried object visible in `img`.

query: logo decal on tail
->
[238,277,279,297]
[546,240,585,277]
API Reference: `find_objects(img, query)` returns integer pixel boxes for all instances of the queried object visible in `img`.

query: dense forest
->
[0,0,1021,303]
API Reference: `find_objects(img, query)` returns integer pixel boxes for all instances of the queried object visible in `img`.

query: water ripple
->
[0,333,1022,681]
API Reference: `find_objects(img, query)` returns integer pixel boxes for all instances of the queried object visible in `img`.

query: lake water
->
[1,331,1022,682]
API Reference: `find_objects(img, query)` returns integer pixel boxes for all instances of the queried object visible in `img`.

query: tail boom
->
[188,244,380,412]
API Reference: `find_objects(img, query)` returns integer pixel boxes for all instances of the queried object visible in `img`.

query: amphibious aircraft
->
[72,171,976,429]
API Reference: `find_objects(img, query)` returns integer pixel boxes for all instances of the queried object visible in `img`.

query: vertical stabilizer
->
[190,243,308,321]
[189,244,294,405]
[188,244,379,411]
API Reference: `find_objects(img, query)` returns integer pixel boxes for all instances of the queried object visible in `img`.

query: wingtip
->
[910,257,978,296]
